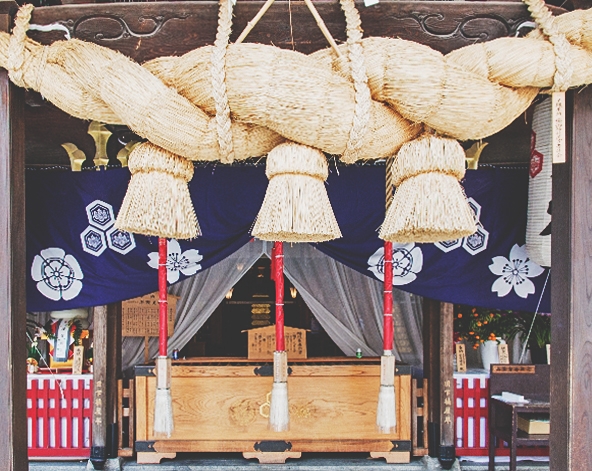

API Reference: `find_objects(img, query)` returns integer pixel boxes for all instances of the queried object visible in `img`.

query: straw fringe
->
[116,142,199,239]
[380,135,476,243]
[376,353,396,434]
[252,142,341,242]
[154,356,174,438]
[269,351,290,432]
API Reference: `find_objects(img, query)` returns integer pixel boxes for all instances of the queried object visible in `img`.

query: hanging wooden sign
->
[455,343,467,373]
[244,325,307,360]
[121,292,178,337]
[552,92,566,164]
[497,343,510,364]
[72,345,85,375]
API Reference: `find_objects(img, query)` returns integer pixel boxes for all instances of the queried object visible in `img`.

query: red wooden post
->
[274,242,285,352]
[158,238,168,356]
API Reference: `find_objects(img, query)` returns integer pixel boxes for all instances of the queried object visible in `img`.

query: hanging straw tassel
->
[153,238,174,437]
[116,142,200,240]
[377,241,396,433]
[251,142,341,242]
[269,242,290,431]
[379,134,476,243]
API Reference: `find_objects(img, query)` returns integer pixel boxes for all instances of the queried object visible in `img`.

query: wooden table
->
[488,397,550,471]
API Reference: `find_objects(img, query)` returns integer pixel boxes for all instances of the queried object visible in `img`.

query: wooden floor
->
[27,454,550,471]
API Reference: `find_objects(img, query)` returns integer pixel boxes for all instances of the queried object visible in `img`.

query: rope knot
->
[7,4,34,89]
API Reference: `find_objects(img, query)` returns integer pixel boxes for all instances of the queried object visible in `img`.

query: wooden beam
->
[28,1,537,60]
[0,2,27,470]
[550,87,592,470]
[438,302,455,470]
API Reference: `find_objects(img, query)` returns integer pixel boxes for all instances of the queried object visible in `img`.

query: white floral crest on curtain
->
[367,243,423,286]
[147,239,203,284]
[489,243,545,298]
[31,248,84,301]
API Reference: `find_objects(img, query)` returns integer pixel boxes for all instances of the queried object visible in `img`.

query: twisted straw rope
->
[523,0,572,92]
[6,3,33,88]
[211,0,235,163]
[339,0,371,164]
[3,4,592,166]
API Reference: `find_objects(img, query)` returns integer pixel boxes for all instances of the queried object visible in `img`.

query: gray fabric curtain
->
[122,240,424,371]
[122,241,265,371]
[277,243,423,365]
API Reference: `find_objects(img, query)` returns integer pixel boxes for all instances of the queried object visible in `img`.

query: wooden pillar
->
[91,305,109,470]
[423,298,440,457]
[550,87,592,470]
[423,299,455,469]
[438,302,455,469]
[0,2,27,470]
[106,302,122,458]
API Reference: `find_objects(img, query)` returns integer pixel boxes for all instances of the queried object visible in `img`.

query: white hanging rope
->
[26,331,66,400]
[518,269,550,364]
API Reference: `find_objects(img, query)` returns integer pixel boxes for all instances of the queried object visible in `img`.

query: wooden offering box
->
[134,358,412,464]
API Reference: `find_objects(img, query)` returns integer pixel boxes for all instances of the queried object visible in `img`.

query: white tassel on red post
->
[153,237,174,437]
[376,241,396,433]
[269,241,290,432]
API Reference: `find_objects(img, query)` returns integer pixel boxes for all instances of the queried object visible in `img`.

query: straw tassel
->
[269,241,290,432]
[379,134,476,243]
[252,142,341,243]
[377,241,397,433]
[116,142,200,240]
[153,238,174,438]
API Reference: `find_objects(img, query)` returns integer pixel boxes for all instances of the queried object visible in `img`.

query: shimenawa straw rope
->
[3,1,592,241]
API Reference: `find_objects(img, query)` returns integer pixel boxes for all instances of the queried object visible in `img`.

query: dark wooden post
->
[0,2,27,470]
[423,298,440,457]
[423,299,455,469]
[106,302,122,458]
[550,87,592,470]
[91,305,109,470]
[438,302,455,469]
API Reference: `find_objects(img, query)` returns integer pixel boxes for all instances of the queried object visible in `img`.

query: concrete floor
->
[28,453,550,471]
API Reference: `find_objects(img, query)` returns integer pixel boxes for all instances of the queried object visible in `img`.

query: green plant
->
[516,313,551,349]
[454,306,519,350]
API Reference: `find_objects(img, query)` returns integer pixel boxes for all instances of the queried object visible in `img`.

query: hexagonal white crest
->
[463,224,490,255]
[106,227,136,255]
[434,239,463,253]
[86,200,115,229]
[80,226,107,257]
[467,197,482,222]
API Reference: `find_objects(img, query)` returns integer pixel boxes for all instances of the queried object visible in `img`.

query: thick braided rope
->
[211,0,235,163]
[523,0,572,92]
[339,0,371,164]
[386,154,394,210]
[7,3,34,88]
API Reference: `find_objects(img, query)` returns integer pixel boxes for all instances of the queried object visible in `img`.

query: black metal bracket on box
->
[135,441,156,452]
[390,440,412,452]
[90,446,106,470]
[254,440,293,452]
[439,445,456,470]
[135,365,155,377]
[253,365,293,377]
